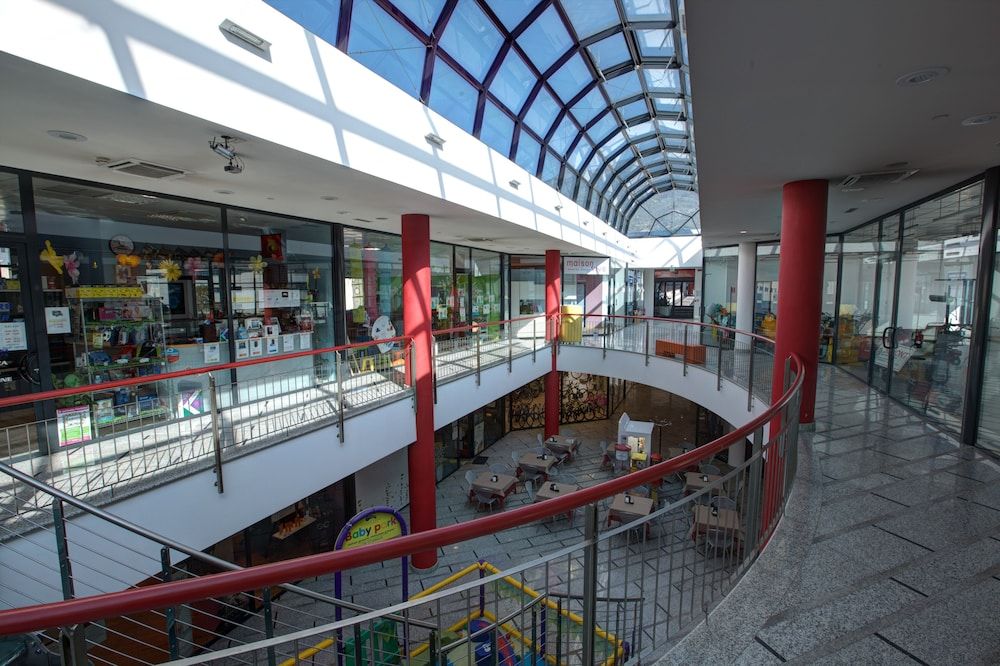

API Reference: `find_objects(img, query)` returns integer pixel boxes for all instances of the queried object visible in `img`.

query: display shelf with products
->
[64,290,169,438]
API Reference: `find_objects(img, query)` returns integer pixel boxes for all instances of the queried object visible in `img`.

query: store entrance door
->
[0,243,44,459]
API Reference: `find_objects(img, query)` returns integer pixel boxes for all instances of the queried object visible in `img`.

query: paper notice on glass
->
[45,307,72,334]
[0,322,27,351]
[282,334,295,352]
[267,336,279,354]
[203,342,221,364]
[249,338,263,357]
[235,340,250,360]
[299,332,311,350]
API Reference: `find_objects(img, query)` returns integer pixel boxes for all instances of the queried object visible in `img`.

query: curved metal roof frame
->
[266,0,699,236]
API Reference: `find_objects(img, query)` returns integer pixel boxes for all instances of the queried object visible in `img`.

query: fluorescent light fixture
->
[425,133,446,148]
[220,19,269,49]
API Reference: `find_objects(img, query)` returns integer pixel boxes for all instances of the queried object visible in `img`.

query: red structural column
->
[401,213,437,570]
[544,250,561,439]
[770,180,828,424]
[762,180,827,535]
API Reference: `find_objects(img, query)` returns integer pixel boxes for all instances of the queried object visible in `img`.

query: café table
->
[543,435,579,460]
[518,451,559,476]
[607,493,654,535]
[472,472,517,508]
[690,505,742,542]
[683,471,724,496]
[534,481,580,525]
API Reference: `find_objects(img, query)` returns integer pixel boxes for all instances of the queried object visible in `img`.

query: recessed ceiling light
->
[884,161,909,169]
[265,196,275,200]
[321,195,339,201]
[46,130,87,141]
[895,67,949,87]
[214,189,233,195]
[739,230,747,234]
[841,187,865,193]
[962,113,998,126]
[931,113,950,121]
[375,216,388,220]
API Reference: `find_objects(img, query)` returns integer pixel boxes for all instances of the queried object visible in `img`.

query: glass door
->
[885,182,983,433]
[837,223,880,381]
[0,243,43,458]
[870,217,901,393]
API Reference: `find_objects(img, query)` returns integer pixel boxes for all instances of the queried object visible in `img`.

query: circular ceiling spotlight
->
[961,113,998,126]
[46,130,87,141]
[320,195,339,201]
[895,67,949,87]
[214,189,234,195]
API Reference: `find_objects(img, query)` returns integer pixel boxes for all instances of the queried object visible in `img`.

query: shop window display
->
[228,210,334,391]
[32,179,225,438]
[343,228,404,363]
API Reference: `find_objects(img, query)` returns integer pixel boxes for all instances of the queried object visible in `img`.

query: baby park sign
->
[334,506,409,611]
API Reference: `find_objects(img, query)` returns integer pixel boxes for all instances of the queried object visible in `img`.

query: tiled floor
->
[667,365,1000,665]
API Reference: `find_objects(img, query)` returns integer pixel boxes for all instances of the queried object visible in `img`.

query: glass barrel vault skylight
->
[267,0,699,237]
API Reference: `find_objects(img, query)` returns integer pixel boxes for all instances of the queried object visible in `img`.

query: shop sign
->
[340,511,403,549]
[564,257,610,276]
[56,405,93,447]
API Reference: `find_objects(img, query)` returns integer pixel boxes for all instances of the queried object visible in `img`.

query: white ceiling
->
[686,0,1000,246]
[0,53,609,257]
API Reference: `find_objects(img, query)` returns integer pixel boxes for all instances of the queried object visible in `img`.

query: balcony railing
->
[0,317,804,665]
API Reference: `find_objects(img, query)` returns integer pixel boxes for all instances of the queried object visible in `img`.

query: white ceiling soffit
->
[685,0,1000,245]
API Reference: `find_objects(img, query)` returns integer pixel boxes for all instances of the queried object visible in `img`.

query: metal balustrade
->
[0,317,803,665]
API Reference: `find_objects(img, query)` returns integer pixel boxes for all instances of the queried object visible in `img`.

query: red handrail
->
[0,335,414,410]
[0,350,804,635]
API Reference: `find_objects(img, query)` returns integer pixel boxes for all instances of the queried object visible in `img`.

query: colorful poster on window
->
[267,336,279,354]
[57,405,93,447]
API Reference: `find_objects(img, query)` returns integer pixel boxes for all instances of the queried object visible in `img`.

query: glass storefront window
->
[471,248,501,327]
[819,240,840,363]
[563,258,609,319]
[33,179,224,432]
[0,172,23,233]
[510,255,545,315]
[837,223,880,379]
[430,242,454,330]
[886,182,982,433]
[702,246,738,327]
[454,246,471,325]
[343,228,403,346]
[979,228,1000,452]
[625,268,644,316]
[754,243,779,337]
[228,210,334,389]
[653,268,696,319]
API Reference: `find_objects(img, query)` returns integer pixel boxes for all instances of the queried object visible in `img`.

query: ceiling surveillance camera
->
[210,136,238,160]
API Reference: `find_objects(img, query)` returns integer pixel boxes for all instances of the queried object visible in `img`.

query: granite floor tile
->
[815,493,907,536]
[878,577,1000,665]
[891,535,1000,596]
[756,580,923,660]
[810,634,920,665]
[874,498,1000,551]
[820,525,931,572]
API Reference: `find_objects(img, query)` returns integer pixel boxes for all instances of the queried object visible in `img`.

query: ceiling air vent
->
[104,159,187,180]
[838,169,917,191]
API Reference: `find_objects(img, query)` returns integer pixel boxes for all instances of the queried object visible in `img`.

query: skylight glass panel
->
[548,54,591,103]
[348,0,425,98]
[608,147,635,173]
[622,0,671,21]
[570,88,606,126]
[561,169,577,198]
[664,137,687,150]
[666,151,689,162]
[586,32,631,72]
[489,0,539,31]
[644,67,680,92]
[438,0,502,81]
[568,138,592,170]
[575,182,589,207]
[641,154,665,168]
[479,101,514,156]
[584,154,603,181]
[429,58,477,132]
[653,97,683,114]
[489,50,535,114]
[265,0,339,43]
[603,70,643,102]
[600,130,627,155]
[562,1,620,39]
[393,0,446,34]
[515,132,542,173]
[635,138,659,153]
[587,114,618,144]
[518,6,573,74]
[618,99,649,121]
[541,149,561,186]
[626,120,654,139]
[656,119,686,135]
[548,115,578,155]
[522,87,560,136]
[636,29,675,58]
